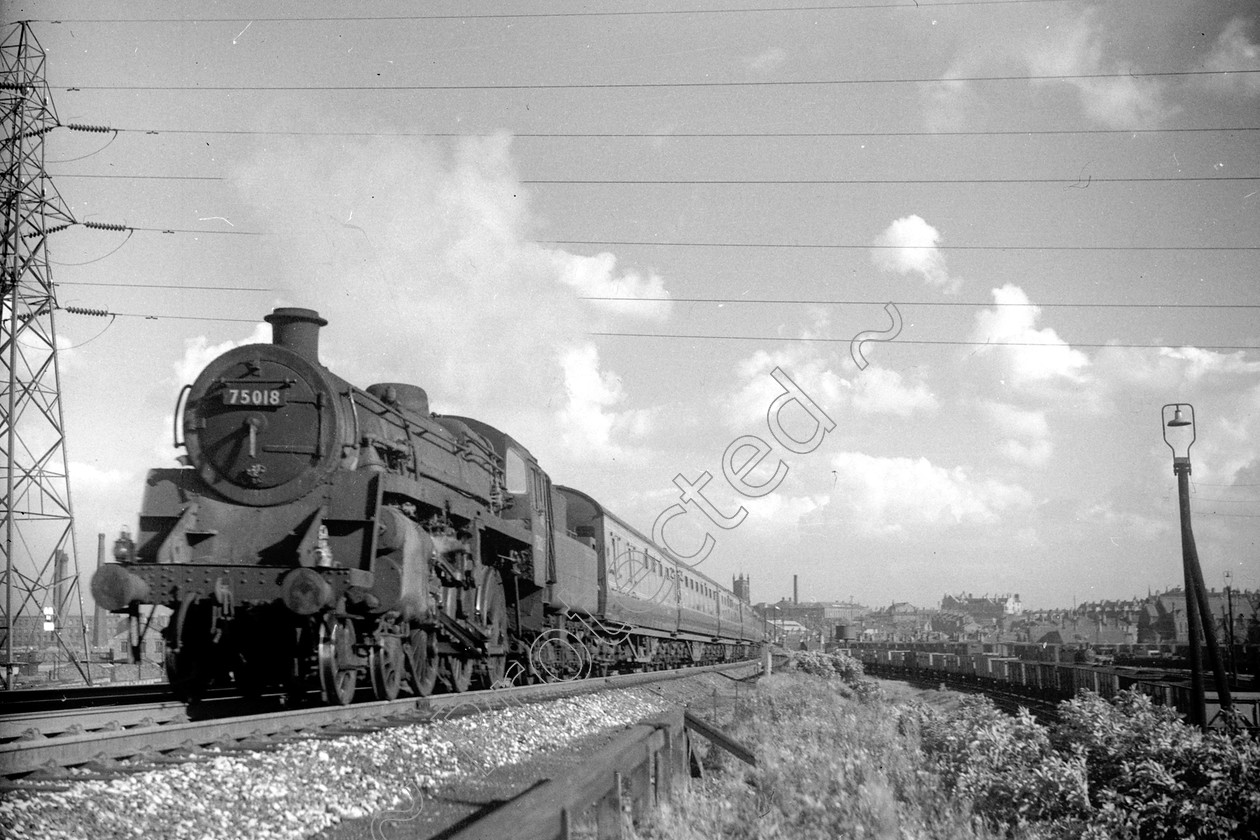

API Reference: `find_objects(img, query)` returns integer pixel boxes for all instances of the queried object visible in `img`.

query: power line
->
[98,311,261,324]
[28,0,1093,24]
[525,175,1259,185]
[579,296,1260,309]
[58,281,275,292]
[589,332,1260,351]
[1189,497,1260,504]
[104,126,1260,139]
[49,172,1260,186]
[49,173,222,181]
[56,68,1260,92]
[550,239,1260,252]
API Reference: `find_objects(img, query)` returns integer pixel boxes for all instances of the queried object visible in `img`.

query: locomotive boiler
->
[93,307,758,705]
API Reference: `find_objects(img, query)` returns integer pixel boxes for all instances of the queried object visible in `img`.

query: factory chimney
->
[53,550,68,614]
[793,575,798,605]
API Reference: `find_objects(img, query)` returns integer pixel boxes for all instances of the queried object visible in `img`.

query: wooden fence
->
[447,705,756,839]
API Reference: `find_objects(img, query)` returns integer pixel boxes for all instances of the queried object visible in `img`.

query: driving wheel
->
[476,576,509,689]
[437,655,472,693]
[370,635,404,701]
[165,593,213,702]
[318,615,359,705]
[405,628,438,697]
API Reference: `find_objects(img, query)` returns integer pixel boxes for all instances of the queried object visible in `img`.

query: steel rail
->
[1,701,188,743]
[1,659,761,778]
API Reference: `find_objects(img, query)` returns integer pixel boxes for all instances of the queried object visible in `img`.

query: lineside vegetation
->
[635,650,1260,840]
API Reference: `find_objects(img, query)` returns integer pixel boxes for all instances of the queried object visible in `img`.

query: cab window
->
[505,449,528,494]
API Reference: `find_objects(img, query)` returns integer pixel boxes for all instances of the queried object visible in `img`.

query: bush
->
[1053,690,1260,839]
[784,649,866,683]
[908,695,1091,832]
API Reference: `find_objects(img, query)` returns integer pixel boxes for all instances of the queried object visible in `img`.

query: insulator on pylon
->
[24,223,73,238]
[82,221,128,232]
[63,305,111,318]
[65,123,113,133]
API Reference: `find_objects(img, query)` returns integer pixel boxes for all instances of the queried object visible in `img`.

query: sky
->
[5,0,1259,616]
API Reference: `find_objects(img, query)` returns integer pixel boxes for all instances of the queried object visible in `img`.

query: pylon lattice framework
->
[1,21,90,687]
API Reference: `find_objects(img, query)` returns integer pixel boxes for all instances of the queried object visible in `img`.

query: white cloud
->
[829,451,1035,535]
[1203,17,1260,96]
[969,284,1089,385]
[173,323,270,385]
[746,47,788,74]
[69,461,133,494]
[552,251,673,322]
[70,461,138,538]
[744,492,829,526]
[851,366,938,416]
[722,336,934,433]
[871,215,961,294]
[557,343,637,460]
[925,77,990,134]
[982,401,1052,467]
[725,340,848,431]
[1027,9,1177,128]
[1077,502,1170,540]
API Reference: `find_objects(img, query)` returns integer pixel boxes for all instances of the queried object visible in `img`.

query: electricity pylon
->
[1,21,90,688]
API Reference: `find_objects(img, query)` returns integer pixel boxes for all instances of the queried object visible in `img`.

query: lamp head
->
[1161,403,1196,463]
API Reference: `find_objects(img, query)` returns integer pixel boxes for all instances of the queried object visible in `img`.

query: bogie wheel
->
[318,615,359,706]
[529,629,589,683]
[369,635,404,701]
[165,594,213,702]
[405,628,438,697]
[475,574,509,689]
[437,655,472,693]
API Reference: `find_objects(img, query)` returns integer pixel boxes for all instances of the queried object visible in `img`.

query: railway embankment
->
[633,650,1260,840]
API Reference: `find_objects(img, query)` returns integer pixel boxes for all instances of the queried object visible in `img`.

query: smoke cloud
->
[228,132,670,468]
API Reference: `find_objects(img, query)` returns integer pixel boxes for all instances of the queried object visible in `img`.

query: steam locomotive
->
[92,308,759,704]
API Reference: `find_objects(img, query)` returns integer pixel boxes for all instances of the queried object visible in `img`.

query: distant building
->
[1,614,92,649]
[755,598,869,644]
[767,619,808,647]
[940,592,1023,625]
[854,602,934,642]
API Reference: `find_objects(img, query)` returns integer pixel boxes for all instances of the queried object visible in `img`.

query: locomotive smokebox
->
[265,307,327,364]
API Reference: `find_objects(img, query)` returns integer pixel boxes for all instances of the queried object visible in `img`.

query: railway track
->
[867,664,1061,722]
[0,683,173,715]
[1,659,762,780]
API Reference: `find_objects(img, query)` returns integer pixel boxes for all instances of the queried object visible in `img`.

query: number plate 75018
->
[222,384,286,406]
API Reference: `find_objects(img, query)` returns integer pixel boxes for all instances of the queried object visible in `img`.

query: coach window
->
[505,449,527,494]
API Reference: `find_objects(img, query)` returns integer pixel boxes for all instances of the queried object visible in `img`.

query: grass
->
[633,668,1002,840]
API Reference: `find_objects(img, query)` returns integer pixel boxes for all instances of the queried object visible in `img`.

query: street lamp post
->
[1224,570,1237,686]
[1162,403,1233,729]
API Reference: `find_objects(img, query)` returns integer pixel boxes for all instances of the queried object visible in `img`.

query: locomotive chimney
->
[265,307,327,363]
